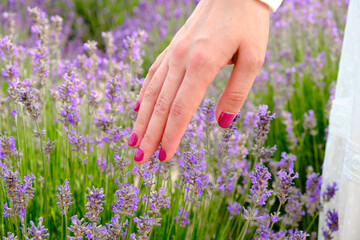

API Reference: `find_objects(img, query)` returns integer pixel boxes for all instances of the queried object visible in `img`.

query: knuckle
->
[148,65,157,77]
[225,91,247,105]
[169,100,185,119]
[135,113,146,127]
[243,46,265,71]
[171,40,187,60]
[142,132,156,147]
[144,83,158,99]
[154,96,169,115]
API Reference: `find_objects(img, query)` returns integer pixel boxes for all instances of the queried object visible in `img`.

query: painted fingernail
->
[159,146,167,161]
[218,112,235,128]
[128,133,138,146]
[133,101,140,112]
[134,148,144,162]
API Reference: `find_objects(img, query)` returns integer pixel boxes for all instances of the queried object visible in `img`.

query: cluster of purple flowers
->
[55,179,74,215]
[178,146,210,205]
[113,181,140,217]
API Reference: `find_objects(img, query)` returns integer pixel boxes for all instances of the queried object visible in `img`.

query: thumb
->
[216,48,264,128]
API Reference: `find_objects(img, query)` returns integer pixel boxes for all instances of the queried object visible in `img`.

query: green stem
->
[35,121,48,225]
[306,212,319,233]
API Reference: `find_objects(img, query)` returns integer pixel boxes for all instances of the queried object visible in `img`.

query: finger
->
[134,49,167,112]
[159,58,219,161]
[129,60,169,149]
[135,65,186,163]
[216,47,265,128]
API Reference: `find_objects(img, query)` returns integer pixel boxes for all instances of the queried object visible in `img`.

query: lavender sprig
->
[55,179,74,215]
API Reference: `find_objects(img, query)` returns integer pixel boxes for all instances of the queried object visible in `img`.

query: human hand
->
[128,0,270,163]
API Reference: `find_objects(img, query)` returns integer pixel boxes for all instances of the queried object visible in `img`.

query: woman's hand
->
[128,0,270,163]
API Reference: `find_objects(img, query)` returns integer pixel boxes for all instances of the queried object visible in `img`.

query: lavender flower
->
[283,189,305,227]
[0,133,17,160]
[178,146,210,205]
[322,182,338,203]
[305,173,322,215]
[58,72,85,127]
[106,215,128,239]
[281,111,298,149]
[112,181,139,217]
[174,207,190,227]
[26,217,49,240]
[303,110,317,135]
[278,152,297,172]
[43,139,55,156]
[67,215,90,240]
[114,152,130,178]
[199,99,216,124]
[3,232,17,240]
[67,130,88,153]
[85,187,106,223]
[249,163,273,206]
[253,105,276,156]
[17,88,40,120]
[133,214,160,240]
[322,209,338,240]
[143,188,170,215]
[276,169,299,205]
[227,201,241,219]
[55,179,74,215]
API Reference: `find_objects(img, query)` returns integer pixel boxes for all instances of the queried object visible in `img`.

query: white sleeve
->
[258,0,283,12]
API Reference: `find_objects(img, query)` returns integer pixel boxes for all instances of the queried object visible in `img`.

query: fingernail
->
[134,148,144,162]
[133,101,140,112]
[159,146,167,161]
[128,132,138,146]
[218,112,235,128]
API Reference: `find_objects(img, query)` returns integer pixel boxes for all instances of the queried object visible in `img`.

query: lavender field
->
[0,0,346,239]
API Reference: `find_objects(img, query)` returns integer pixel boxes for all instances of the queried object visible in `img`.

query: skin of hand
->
[128,0,270,163]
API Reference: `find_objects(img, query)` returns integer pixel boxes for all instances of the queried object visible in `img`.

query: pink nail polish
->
[133,101,140,112]
[218,112,235,128]
[159,147,167,161]
[128,133,138,146]
[134,148,144,162]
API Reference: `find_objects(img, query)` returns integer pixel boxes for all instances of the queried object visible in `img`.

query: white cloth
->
[258,0,283,12]
[320,0,360,239]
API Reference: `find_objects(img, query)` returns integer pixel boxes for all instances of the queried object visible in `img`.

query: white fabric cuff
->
[258,0,283,12]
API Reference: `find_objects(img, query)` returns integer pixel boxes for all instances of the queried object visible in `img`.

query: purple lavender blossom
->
[322,209,338,240]
[278,152,297,172]
[227,201,241,219]
[0,133,17,160]
[322,182,338,203]
[276,169,299,204]
[55,179,74,215]
[178,146,210,205]
[305,173,322,215]
[249,163,273,206]
[134,214,160,240]
[283,189,305,227]
[174,207,190,227]
[254,105,276,143]
[303,110,317,135]
[199,99,216,124]
[67,130,88,153]
[106,215,128,239]
[112,181,139,217]
[143,188,170,215]
[85,187,106,223]
[67,215,90,240]
[17,88,40,120]
[3,232,17,240]
[27,217,49,240]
